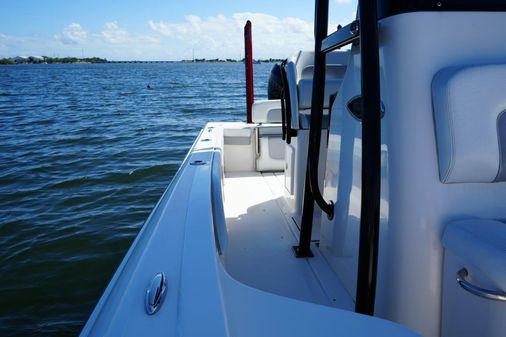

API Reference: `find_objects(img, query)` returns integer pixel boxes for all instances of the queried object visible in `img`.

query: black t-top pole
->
[295,0,329,258]
[355,0,381,316]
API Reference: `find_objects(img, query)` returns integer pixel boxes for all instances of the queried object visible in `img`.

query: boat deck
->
[222,171,354,310]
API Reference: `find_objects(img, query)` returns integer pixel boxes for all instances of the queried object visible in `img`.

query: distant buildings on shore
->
[0,56,108,65]
[0,56,283,65]
[179,58,283,63]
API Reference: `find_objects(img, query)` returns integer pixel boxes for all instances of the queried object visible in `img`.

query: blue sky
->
[0,0,357,60]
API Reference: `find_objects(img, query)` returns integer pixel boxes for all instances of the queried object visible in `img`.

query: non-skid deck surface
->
[223,171,353,309]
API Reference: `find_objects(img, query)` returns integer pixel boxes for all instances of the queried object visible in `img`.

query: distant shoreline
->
[0,56,108,65]
[0,56,283,65]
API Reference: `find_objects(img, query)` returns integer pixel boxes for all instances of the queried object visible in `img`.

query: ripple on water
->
[0,62,273,337]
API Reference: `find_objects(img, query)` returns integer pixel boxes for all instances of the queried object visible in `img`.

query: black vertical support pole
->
[294,0,329,258]
[355,0,381,315]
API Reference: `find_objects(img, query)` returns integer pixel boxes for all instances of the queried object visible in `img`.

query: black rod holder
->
[355,0,381,316]
[295,0,331,258]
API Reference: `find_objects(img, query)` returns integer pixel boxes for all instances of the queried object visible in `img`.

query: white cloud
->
[2,13,331,61]
[148,12,314,59]
[335,0,351,4]
[0,34,8,50]
[55,23,87,45]
[148,20,172,37]
[101,22,128,43]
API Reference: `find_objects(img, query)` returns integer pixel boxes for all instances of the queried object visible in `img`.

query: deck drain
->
[190,160,206,166]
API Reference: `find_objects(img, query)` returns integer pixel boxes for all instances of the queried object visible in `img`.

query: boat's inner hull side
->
[79,122,417,337]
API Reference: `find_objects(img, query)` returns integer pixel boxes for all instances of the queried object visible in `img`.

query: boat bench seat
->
[297,78,342,111]
[432,64,506,337]
[286,51,348,131]
[441,219,506,337]
[251,99,282,124]
[256,126,284,172]
[442,219,506,289]
[222,125,284,173]
[297,78,341,130]
[248,100,285,172]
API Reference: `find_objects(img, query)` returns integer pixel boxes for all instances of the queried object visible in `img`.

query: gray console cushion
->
[432,64,506,183]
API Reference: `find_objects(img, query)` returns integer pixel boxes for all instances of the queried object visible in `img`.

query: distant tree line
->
[180,58,284,63]
[0,56,108,65]
[0,56,284,65]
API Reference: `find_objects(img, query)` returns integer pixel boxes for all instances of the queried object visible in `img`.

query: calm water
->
[0,62,271,336]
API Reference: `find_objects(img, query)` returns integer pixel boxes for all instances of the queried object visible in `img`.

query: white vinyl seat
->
[249,100,285,172]
[251,99,282,124]
[285,51,349,131]
[441,218,506,337]
[256,126,285,172]
[432,64,506,183]
[434,64,506,337]
[442,219,506,289]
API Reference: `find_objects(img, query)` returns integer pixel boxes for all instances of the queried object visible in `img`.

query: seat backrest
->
[251,99,282,124]
[285,50,349,130]
[432,64,506,183]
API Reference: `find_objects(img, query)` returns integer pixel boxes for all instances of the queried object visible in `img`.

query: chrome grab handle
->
[456,268,506,302]
[145,272,167,315]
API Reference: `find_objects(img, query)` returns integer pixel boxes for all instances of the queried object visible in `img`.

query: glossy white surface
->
[442,219,506,290]
[223,171,352,308]
[378,13,506,336]
[321,12,506,337]
[442,250,506,337]
[81,122,419,337]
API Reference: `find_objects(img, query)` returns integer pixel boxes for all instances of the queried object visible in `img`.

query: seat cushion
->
[442,219,506,289]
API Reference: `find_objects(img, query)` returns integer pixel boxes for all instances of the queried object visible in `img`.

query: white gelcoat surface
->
[442,251,506,337]
[322,12,506,337]
[81,122,419,337]
[379,12,506,337]
[223,171,353,309]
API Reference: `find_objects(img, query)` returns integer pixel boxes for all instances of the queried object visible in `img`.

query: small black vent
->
[347,96,385,121]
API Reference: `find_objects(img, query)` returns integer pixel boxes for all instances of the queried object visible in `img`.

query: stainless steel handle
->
[456,268,506,302]
[145,272,167,315]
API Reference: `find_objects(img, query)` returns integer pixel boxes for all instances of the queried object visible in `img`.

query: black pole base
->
[292,245,314,258]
